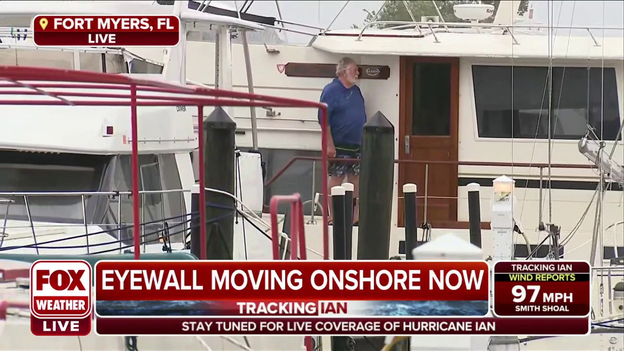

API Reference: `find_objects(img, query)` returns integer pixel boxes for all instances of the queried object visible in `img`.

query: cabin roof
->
[313,24,624,60]
[0,1,264,30]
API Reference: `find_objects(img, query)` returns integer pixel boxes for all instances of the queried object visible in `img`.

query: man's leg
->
[347,150,361,224]
[348,174,359,224]
[328,161,346,223]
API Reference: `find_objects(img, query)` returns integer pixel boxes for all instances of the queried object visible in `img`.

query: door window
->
[412,62,452,136]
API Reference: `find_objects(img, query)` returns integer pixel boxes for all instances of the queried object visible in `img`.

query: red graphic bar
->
[94,260,490,301]
[95,316,590,335]
[32,296,90,316]
[33,15,179,47]
[493,261,591,317]
[31,316,91,336]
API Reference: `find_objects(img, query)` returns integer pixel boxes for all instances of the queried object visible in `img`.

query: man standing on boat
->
[318,57,367,225]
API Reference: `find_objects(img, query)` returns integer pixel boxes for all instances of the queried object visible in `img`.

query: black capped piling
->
[357,111,395,260]
[403,183,418,260]
[204,107,236,260]
[190,186,201,258]
[467,183,482,248]
[330,185,351,351]
[343,182,354,260]
[331,186,347,261]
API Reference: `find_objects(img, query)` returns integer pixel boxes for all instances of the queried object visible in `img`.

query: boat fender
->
[246,149,266,182]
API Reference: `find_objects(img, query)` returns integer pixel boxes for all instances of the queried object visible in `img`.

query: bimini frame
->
[0,66,330,261]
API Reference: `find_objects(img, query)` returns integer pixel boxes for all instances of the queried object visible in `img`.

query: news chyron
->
[27,259,591,336]
[30,260,92,336]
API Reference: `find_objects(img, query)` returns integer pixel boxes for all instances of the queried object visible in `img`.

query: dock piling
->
[467,183,482,248]
[331,186,347,261]
[342,182,354,260]
[330,185,352,351]
[357,111,395,260]
[204,107,236,260]
[403,183,418,260]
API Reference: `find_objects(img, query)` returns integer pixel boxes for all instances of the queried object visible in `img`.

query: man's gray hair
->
[336,57,357,76]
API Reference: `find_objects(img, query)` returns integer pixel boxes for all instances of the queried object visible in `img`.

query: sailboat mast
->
[547,1,553,226]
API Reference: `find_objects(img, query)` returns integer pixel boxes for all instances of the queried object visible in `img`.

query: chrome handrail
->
[0,189,189,196]
[0,188,191,253]
[354,20,624,43]
[0,187,325,259]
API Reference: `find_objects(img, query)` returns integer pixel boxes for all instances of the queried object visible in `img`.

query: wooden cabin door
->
[398,57,459,227]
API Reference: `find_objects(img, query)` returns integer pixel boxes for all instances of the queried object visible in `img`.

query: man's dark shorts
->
[329,144,360,177]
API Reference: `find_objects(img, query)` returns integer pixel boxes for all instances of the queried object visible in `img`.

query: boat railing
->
[590,265,624,322]
[352,21,624,45]
[0,187,325,261]
[0,26,31,43]
[263,156,618,229]
[0,46,128,73]
[0,189,192,255]
[256,18,329,37]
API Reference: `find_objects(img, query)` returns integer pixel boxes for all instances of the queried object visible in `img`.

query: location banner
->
[33,15,180,47]
[28,259,592,336]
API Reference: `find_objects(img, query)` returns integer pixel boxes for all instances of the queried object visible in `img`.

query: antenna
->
[453,3,495,24]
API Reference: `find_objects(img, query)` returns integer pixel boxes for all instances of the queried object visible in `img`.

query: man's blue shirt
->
[318,78,367,146]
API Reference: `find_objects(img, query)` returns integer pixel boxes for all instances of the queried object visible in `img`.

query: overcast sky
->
[216,0,624,43]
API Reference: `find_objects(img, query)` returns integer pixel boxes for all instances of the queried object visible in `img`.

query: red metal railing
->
[0,266,30,321]
[268,193,313,351]
[0,65,330,261]
[0,300,29,321]
[269,194,308,261]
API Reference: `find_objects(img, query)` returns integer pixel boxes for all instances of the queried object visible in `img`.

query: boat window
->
[473,65,621,140]
[604,246,624,260]
[107,154,184,245]
[0,151,108,224]
[128,58,164,74]
[79,53,128,73]
[411,62,451,136]
[0,48,74,69]
[112,155,162,222]
[158,154,185,243]
[513,243,564,259]
[186,29,285,45]
[239,147,323,215]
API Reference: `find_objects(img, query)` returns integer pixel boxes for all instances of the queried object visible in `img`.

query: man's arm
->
[318,89,336,156]
[358,86,367,122]
[318,89,334,125]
